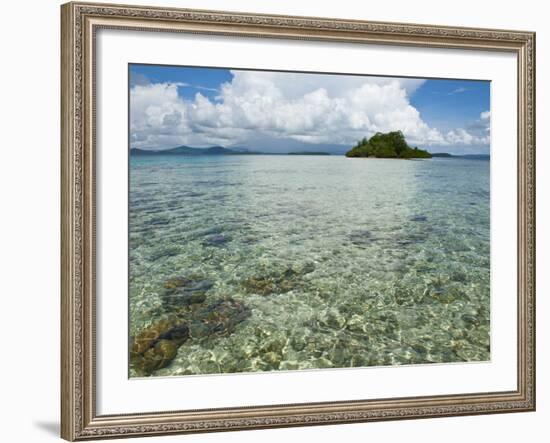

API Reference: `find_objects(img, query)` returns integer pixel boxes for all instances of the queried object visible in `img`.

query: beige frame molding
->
[61,2,536,440]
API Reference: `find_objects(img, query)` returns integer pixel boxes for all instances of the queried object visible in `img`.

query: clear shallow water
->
[129,155,490,377]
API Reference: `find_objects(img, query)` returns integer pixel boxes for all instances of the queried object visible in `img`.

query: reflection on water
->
[129,155,490,377]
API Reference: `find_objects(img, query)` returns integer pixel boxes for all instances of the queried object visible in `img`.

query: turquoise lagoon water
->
[129,155,490,377]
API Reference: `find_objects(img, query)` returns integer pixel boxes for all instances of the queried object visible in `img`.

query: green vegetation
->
[345,131,432,159]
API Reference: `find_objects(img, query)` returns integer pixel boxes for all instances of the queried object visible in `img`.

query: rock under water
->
[161,275,214,309]
[130,318,190,376]
[202,233,231,247]
[131,296,252,376]
[242,264,315,296]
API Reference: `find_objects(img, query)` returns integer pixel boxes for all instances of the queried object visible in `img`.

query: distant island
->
[287,151,330,156]
[432,152,490,160]
[345,131,432,159]
[130,146,330,156]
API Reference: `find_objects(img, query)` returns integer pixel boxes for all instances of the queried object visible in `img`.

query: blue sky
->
[129,64,490,155]
[410,79,490,133]
[130,65,231,101]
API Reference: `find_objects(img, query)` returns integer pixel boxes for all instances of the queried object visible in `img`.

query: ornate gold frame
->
[61,2,536,440]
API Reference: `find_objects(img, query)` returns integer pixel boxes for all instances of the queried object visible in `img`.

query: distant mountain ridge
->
[130,146,330,156]
[130,145,253,156]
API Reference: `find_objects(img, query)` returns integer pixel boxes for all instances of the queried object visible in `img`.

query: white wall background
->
[0,0,546,442]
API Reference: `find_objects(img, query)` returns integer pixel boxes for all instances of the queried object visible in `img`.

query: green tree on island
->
[345,131,432,159]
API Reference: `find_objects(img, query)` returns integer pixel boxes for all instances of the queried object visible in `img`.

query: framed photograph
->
[61,1,536,440]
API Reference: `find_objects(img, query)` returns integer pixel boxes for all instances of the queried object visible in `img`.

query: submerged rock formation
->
[130,318,190,375]
[242,264,315,296]
[161,274,214,309]
[131,273,252,376]
[189,298,251,338]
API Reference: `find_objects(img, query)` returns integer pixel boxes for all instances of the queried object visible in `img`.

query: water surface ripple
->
[129,155,490,377]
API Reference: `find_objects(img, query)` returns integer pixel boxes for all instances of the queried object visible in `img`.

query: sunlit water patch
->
[129,155,490,377]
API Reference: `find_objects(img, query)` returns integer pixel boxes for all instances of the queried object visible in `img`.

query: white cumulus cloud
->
[130,71,489,152]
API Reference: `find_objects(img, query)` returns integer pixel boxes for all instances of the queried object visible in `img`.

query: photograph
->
[57,2,536,439]
[128,64,491,378]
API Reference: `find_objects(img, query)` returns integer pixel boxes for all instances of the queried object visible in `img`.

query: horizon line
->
[129,145,490,157]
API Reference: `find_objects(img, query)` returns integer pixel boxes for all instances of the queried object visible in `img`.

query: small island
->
[345,131,432,159]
